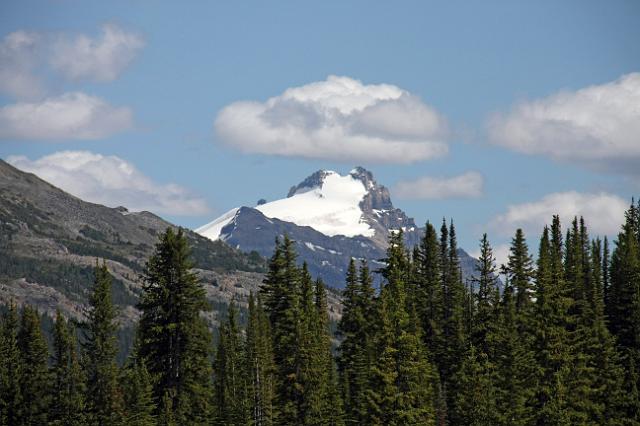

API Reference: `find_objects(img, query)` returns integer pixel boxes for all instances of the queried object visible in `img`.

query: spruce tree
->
[452,345,498,426]
[414,222,444,362]
[214,300,248,424]
[367,231,436,425]
[50,310,85,426]
[260,235,302,424]
[0,302,22,426]
[533,222,572,425]
[121,360,156,426]
[471,233,499,355]
[244,293,275,426]
[138,227,214,424]
[489,282,535,425]
[17,305,50,425]
[83,262,123,426]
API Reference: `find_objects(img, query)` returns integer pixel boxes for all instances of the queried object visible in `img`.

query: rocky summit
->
[197,167,484,288]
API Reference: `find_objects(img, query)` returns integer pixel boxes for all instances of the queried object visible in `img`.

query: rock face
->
[198,167,484,289]
[0,160,345,338]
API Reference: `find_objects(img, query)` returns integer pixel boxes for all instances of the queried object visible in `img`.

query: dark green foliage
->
[470,233,499,355]
[452,345,498,426]
[0,302,22,426]
[137,227,214,424]
[17,305,51,425]
[50,310,85,426]
[83,262,124,425]
[367,231,436,425]
[244,293,276,426]
[337,259,377,424]
[121,359,156,426]
[214,301,248,424]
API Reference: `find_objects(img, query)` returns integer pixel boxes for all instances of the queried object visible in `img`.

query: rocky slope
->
[0,159,343,335]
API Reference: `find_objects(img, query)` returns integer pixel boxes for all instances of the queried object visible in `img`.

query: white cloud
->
[6,151,210,216]
[393,171,483,200]
[488,73,640,176]
[0,92,133,141]
[215,75,449,164]
[0,24,143,101]
[490,191,628,237]
[0,31,46,99]
[50,24,145,82]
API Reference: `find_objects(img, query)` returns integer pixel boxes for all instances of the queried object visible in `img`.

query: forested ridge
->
[1,201,640,425]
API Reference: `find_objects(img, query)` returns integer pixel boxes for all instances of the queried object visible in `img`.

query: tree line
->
[1,200,640,425]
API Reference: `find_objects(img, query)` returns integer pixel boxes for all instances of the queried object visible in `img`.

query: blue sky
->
[1,0,639,263]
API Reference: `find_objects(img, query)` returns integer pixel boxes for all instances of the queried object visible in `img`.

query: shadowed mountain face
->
[0,160,351,338]
[197,167,485,288]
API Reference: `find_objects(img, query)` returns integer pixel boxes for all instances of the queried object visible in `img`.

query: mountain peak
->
[287,169,337,198]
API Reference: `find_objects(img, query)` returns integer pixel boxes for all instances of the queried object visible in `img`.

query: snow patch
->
[256,172,374,237]
[195,207,239,241]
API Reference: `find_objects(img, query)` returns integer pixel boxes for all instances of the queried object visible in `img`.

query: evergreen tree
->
[414,222,444,362]
[506,228,535,313]
[0,302,22,426]
[367,231,436,425]
[260,235,302,424]
[337,259,376,424]
[121,360,156,426]
[214,300,248,424]
[532,222,572,425]
[17,305,50,425]
[244,293,275,426]
[83,262,123,426]
[441,221,467,414]
[489,281,535,425]
[452,345,498,426]
[471,233,499,354]
[137,227,214,424]
[50,310,85,426]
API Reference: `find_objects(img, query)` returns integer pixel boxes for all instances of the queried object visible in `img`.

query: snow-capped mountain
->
[196,167,478,288]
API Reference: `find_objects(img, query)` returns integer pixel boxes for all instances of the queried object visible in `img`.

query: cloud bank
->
[393,171,483,200]
[0,25,142,142]
[0,93,133,141]
[490,191,628,237]
[7,151,209,216]
[488,73,640,176]
[51,24,145,82]
[215,75,449,164]
[0,31,45,100]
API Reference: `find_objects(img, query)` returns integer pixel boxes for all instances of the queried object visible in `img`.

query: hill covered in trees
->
[2,200,640,425]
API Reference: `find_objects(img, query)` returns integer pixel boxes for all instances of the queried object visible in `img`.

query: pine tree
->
[121,360,156,426]
[533,220,572,425]
[83,262,123,426]
[441,221,467,414]
[506,228,535,314]
[337,259,376,424]
[452,345,498,426]
[489,281,535,425]
[50,310,85,426]
[413,222,444,362]
[214,300,248,424]
[17,305,50,425]
[471,233,499,355]
[0,302,22,426]
[260,235,302,424]
[244,293,275,426]
[367,231,436,425]
[137,227,214,424]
